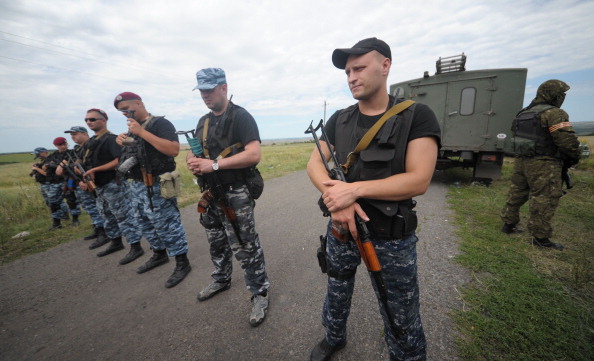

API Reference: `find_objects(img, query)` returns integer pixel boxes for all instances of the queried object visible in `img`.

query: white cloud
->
[1,0,593,152]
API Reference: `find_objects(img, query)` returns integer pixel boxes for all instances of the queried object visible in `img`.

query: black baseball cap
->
[332,37,392,69]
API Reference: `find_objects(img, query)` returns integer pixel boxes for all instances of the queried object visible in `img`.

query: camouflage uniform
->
[200,184,269,295]
[95,180,143,243]
[130,180,188,256]
[323,222,426,360]
[45,151,70,221]
[501,80,581,240]
[75,187,103,228]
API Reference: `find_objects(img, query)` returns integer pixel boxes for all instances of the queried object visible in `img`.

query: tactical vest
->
[511,104,558,158]
[195,102,249,185]
[83,132,116,169]
[119,116,177,180]
[333,101,417,239]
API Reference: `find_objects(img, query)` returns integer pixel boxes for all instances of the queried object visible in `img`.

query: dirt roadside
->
[0,170,470,361]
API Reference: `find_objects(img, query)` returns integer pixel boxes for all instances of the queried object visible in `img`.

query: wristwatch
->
[212,160,219,171]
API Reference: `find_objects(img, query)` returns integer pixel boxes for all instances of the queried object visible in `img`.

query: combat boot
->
[89,227,109,249]
[71,214,80,226]
[48,218,62,231]
[533,237,564,251]
[96,236,125,257]
[137,249,169,274]
[84,225,99,240]
[501,223,523,234]
[165,253,191,288]
[119,242,145,265]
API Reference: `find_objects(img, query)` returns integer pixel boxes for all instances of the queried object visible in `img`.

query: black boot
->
[119,242,145,265]
[89,227,109,250]
[71,214,80,226]
[84,225,99,240]
[165,253,191,288]
[501,223,522,234]
[48,218,62,231]
[137,249,169,274]
[533,237,564,251]
[96,237,125,257]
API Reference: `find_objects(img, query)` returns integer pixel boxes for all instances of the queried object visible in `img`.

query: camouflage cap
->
[537,79,570,97]
[64,126,88,134]
[193,68,226,91]
[32,147,48,155]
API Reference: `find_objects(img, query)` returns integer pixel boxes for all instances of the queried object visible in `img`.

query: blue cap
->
[32,147,48,157]
[193,68,226,91]
[64,126,88,134]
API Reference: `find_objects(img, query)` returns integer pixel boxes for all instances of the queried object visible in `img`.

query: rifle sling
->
[342,100,414,173]
[201,117,242,160]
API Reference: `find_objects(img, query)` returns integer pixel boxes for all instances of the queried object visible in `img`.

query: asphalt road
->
[0,170,470,361]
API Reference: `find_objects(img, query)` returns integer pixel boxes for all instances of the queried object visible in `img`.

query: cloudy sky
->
[1,0,593,154]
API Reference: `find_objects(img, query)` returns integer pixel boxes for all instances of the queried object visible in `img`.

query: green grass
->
[445,137,593,360]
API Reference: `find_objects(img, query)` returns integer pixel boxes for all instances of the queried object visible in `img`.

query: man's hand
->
[322,179,359,212]
[116,133,127,146]
[78,181,89,191]
[330,202,369,240]
[186,157,215,176]
[127,118,144,136]
[84,168,96,181]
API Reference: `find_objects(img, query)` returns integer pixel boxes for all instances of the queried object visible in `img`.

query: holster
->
[317,235,328,274]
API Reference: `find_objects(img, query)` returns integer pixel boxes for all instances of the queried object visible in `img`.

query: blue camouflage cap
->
[64,126,88,134]
[32,147,49,158]
[193,68,226,91]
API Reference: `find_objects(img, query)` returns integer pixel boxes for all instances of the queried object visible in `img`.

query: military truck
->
[390,54,527,183]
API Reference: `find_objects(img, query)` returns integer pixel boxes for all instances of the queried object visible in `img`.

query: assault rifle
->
[121,109,154,210]
[305,119,403,338]
[177,127,243,244]
[65,151,96,192]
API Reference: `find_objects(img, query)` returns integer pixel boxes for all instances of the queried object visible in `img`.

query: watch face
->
[213,161,219,170]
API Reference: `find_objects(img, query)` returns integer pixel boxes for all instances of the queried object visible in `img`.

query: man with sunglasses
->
[80,108,145,261]
[114,92,191,289]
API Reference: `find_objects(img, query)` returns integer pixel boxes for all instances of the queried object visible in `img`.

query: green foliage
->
[447,160,593,361]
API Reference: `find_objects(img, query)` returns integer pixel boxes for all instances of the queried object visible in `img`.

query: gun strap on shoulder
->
[201,116,243,160]
[342,100,415,174]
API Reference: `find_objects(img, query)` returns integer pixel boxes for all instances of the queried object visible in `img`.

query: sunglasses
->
[84,117,103,122]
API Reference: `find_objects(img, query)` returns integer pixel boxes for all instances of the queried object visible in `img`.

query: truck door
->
[443,77,494,150]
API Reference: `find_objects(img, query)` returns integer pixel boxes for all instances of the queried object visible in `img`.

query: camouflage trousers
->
[500,157,563,239]
[200,184,269,296]
[323,221,426,361]
[131,180,188,256]
[75,187,104,227]
[39,182,51,208]
[47,182,69,220]
[95,180,142,243]
[65,179,81,216]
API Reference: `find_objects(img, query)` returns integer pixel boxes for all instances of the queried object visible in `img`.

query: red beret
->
[114,92,142,108]
[86,108,109,120]
[53,137,67,145]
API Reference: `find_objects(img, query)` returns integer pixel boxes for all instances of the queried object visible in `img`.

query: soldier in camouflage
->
[114,91,192,289]
[501,79,581,250]
[30,147,52,210]
[63,126,107,242]
[44,137,73,230]
[307,38,441,361]
[187,68,270,327]
[80,108,144,260]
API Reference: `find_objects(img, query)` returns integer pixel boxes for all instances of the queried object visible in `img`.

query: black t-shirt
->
[208,107,261,149]
[92,133,121,187]
[324,102,441,149]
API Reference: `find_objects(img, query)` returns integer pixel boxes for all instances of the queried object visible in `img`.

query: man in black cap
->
[307,37,441,361]
[44,137,73,229]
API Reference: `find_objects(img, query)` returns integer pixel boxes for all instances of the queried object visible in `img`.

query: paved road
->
[0,170,470,361]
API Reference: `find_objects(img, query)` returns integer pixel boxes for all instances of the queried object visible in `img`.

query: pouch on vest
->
[245,166,264,199]
[159,170,181,199]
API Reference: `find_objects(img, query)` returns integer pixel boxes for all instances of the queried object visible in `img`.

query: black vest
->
[511,104,558,158]
[332,100,417,238]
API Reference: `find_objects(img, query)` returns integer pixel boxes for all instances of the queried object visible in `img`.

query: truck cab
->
[390,54,527,183]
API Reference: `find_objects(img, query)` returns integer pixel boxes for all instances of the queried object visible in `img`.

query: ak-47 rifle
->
[177,110,242,244]
[305,119,403,338]
[66,151,96,192]
[121,109,154,210]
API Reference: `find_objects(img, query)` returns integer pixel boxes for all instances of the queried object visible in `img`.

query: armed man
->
[80,108,145,259]
[62,126,107,244]
[306,38,441,361]
[500,80,581,251]
[114,92,191,289]
[44,137,74,230]
[186,68,270,327]
[30,147,52,212]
